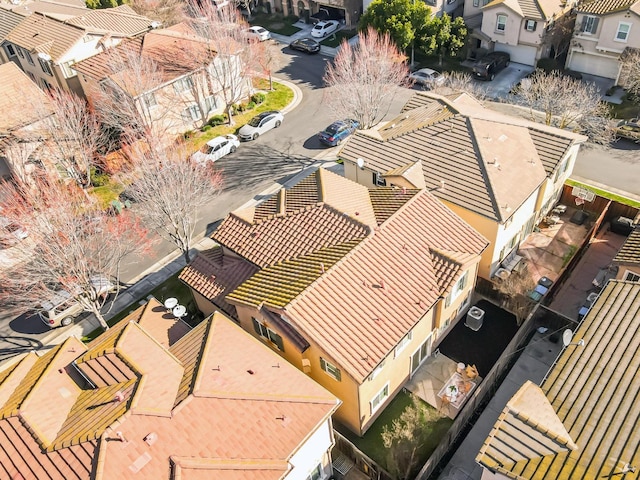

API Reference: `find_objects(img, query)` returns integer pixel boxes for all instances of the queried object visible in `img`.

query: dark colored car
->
[289,37,321,54]
[472,52,510,81]
[610,216,636,235]
[615,118,640,143]
[318,119,360,146]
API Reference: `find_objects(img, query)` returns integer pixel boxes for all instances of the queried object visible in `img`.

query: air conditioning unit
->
[465,306,484,331]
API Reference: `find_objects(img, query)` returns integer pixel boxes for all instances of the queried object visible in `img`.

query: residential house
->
[74,24,241,137]
[463,0,576,65]
[179,168,488,435]
[612,227,640,281]
[339,91,587,279]
[565,0,640,80]
[0,297,341,479]
[2,6,155,96]
[0,62,54,181]
[0,8,24,64]
[476,279,640,479]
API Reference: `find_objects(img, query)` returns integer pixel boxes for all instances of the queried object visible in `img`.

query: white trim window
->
[373,171,386,186]
[445,270,469,308]
[306,464,323,480]
[525,19,537,31]
[496,14,507,32]
[5,44,16,57]
[182,104,201,122]
[320,357,341,381]
[142,93,158,109]
[624,271,640,282]
[204,95,217,114]
[368,359,386,381]
[38,57,53,76]
[173,76,194,93]
[370,383,389,414]
[615,22,631,42]
[26,52,34,66]
[252,318,284,351]
[61,61,77,78]
[581,15,599,35]
[16,45,24,59]
[395,331,413,357]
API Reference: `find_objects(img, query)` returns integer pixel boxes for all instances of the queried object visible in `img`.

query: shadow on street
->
[9,312,49,335]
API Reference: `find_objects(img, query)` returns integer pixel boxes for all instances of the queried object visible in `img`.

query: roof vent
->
[114,391,125,402]
[498,134,508,142]
[144,432,158,446]
[247,369,255,375]
[116,431,126,442]
[150,21,162,29]
[440,180,446,190]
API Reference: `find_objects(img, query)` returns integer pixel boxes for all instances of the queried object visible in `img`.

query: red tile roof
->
[0,304,338,479]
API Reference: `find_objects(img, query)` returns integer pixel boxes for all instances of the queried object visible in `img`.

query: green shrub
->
[235,103,246,113]
[201,125,211,132]
[208,114,226,126]
[246,101,256,110]
[90,167,110,187]
[183,130,196,139]
[251,92,266,104]
[536,58,558,72]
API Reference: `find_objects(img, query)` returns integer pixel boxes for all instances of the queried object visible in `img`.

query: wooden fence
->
[333,430,393,480]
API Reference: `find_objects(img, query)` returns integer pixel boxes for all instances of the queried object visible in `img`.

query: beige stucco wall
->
[615,265,640,280]
[481,5,522,45]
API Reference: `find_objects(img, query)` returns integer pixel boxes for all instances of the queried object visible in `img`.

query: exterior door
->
[410,334,433,375]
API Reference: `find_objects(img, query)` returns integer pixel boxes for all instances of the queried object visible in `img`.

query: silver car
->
[238,110,283,141]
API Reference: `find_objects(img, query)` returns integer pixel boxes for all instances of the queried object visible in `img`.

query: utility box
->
[465,306,485,331]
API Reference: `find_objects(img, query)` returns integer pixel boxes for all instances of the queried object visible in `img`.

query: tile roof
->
[4,0,89,21]
[178,246,259,318]
[477,280,640,479]
[483,0,564,19]
[613,227,640,265]
[0,8,24,41]
[0,62,52,131]
[0,305,338,479]
[578,0,637,14]
[64,5,153,35]
[340,92,586,222]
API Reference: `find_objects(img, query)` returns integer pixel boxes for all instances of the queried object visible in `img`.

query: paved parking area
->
[473,62,534,100]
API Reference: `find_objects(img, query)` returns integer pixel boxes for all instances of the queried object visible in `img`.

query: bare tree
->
[0,175,149,330]
[381,394,443,480]
[493,272,536,325]
[541,11,576,61]
[121,143,223,263]
[619,48,640,98]
[323,27,411,129]
[431,71,487,101]
[512,70,615,144]
[128,0,186,27]
[0,134,45,187]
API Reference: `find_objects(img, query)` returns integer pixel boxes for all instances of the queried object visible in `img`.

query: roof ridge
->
[511,408,578,450]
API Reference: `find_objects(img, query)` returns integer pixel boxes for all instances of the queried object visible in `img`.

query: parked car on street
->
[289,38,321,54]
[318,119,360,146]
[615,118,640,143]
[245,26,271,42]
[191,134,239,163]
[311,20,339,38]
[472,52,510,81]
[409,68,445,89]
[238,111,283,141]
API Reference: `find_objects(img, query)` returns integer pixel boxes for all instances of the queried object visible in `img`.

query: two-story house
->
[0,298,341,479]
[476,279,640,479]
[339,92,587,279]
[179,167,488,436]
[74,24,236,137]
[565,0,640,80]
[463,0,576,65]
[2,6,155,96]
[0,8,24,64]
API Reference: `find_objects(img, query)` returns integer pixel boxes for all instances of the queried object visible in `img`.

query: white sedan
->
[311,20,340,38]
[191,134,240,163]
[409,68,445,88]
[238,110,283,141]
[246,26,271,42]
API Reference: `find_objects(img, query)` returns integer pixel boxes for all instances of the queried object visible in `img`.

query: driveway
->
[473,62,534,100]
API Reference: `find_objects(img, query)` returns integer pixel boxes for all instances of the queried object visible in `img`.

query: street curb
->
[277,77,303,114]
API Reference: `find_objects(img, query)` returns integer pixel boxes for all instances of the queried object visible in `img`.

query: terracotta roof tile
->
[171,457,288,480]
[578,0,636,14]
[368,187,420,225]
[0,8,23,41]
[169,320,211,406]
[613,227,640,265]
[179,246,258,318]
[136,298,192,348]
[0,352,38,409]
[65,5,153,35]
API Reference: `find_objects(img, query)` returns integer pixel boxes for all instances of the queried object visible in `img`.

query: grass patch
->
[186,81,294,151]
[81,273,201,343]
[566,179,640,208]
[320,29,356,48]
[562,244,578,267]
[336,391,453,475]
[89,182,124,210]
[250,13,301,35]
[413,53,470,74]
[609,94,640,120]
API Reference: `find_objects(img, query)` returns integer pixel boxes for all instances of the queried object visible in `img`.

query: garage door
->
[494,44,537,66]
[568,52,619,79]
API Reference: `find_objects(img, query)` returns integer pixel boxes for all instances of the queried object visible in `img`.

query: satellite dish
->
[164,297,178,310]
[356,158,365,169]
[172,305,187,318]
[562,329,573,347]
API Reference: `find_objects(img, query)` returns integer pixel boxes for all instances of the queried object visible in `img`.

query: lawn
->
[321,29,356,48]
[609,93,640,120]
[249,13,301,35]
[566,179,640,209]
[336,390,453,476]
[81,273,200,343]
[413,53,470,74]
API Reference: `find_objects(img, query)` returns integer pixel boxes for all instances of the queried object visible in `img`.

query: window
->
[306,464,323,480]
[183,104,201,122]
[27,72,36,82]
[446,270,469,307]
[525,20,537,31]
[320,357,341,381]
[370,383,389,414]
[16,46,24,58]
[61,61,77,78]
[142,93,158,109]
[174,76,194,93]
[625,271,640,282]
[38,57,53,76]
[496,14,507,32]
[204,95,217,114]
[5,44,16,57]
[41,78,52,90]
[473,0,479,6]
[616,22,631,42]
[581,15,599,35]
[373,171,386,186]
[504,216,512,228]
[252,318,284,351]
[395,331,413,357]
[26,52,34,66]
[368,359,386,381]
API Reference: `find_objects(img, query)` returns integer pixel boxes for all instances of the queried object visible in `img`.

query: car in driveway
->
[615,118,640,143]
[472,52,510,81]
[289,37,321,54]
[318,119,359,146]
[245,25,271,42]
[311,20,339,38]
[409,68,444,89]
[238,111,283,141]
[191,134,239,163]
